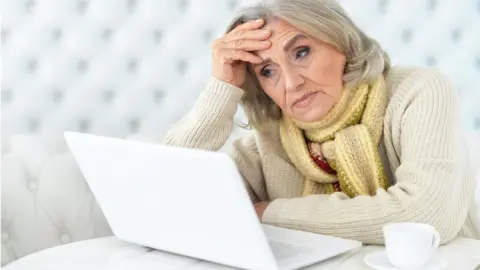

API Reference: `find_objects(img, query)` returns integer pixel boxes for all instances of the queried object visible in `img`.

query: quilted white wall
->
[1,0,480,266]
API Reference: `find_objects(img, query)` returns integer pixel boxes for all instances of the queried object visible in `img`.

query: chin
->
[302,106,333,122]
[294,112,325,123]
[290,101,332,123]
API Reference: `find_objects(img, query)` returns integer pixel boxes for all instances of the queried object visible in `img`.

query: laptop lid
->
[64,131,278,270]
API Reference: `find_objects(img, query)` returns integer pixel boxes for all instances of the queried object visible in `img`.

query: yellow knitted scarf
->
[279,77,390,197]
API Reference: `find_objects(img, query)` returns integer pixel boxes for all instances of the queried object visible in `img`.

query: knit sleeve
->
[229,134,265,203]
[162,76,265,202]
[163,76,245,150]
[262,69,476,245]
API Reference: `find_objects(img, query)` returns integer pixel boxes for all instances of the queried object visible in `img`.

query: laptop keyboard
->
[268,240,313,261]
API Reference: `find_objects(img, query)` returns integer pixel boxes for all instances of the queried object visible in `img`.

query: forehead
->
[264,19,299,33]
[264,19,304,44]
[254,19,306,57]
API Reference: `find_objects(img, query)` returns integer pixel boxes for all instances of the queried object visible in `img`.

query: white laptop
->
[64,131,362,270]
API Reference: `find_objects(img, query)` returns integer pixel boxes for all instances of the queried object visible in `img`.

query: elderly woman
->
[164,0,480,245]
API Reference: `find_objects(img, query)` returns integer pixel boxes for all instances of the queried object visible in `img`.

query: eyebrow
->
[283,34,307,52]
[255,34,307,67]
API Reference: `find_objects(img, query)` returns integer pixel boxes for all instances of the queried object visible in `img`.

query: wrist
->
[206,76,245,102]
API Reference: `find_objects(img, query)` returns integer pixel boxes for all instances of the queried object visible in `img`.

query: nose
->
[284,67,304,92]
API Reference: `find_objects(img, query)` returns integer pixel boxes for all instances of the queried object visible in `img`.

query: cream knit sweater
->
[163,66,480,245]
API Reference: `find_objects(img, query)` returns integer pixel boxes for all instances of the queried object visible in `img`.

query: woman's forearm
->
[163,77,245,151]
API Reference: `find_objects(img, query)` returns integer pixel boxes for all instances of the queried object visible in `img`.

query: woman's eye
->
[260,67,274,78]
[296,47,310,59]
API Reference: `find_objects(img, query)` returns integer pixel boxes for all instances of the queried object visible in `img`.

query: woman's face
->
[252,19,346,123]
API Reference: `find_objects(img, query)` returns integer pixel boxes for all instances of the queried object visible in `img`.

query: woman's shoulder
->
[385,65,458,103]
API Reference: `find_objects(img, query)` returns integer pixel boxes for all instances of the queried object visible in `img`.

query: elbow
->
[421,198,470,245]
[433,216,464,245]
[395,163,473,245]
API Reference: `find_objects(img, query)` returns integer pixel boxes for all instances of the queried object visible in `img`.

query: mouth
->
[293,92,318,108]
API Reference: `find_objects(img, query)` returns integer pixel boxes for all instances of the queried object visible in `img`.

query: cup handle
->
[432,230,441,249]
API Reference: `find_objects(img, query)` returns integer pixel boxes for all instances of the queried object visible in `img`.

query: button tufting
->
[378,0,388,14]
[228,0,238,11]
[27,59,38,73]
[179,0,189,12]
[154,90,164,103]
[2,28,9,43]
[203,29,213,43]
[52,28,63,42]
[77,0,88,14]
[153,29,163,43]
[60,233,71,244]
[428,0,437,11]
[129,119,140,132]
[127,0,137,12]
[79,119,90,132]
[28,119,40,132]
[127,59,138,73]
[401,28,412,43]
[2,232,9,242]
[2,89,12,104]
[28,180,37,191]
[475,117,480,130]
[77,59,89,73]
[102,28,113,41]
[25,0,36,13]
[426,56,437,66]
[177,60,187,75]
[103,90,115,102]
[53,89,64,102]
[451,28,462,42]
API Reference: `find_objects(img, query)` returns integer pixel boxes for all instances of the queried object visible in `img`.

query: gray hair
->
[226,0,391,130]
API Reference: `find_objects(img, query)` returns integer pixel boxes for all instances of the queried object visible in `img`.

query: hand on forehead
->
[252,19,309,62]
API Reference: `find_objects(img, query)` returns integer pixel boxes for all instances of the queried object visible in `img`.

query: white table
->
[4,236,480,270]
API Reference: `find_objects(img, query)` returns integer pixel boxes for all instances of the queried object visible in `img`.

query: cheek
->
[306,57,345,99]
[308,59,335,79]
[308,47,345,79]
[262,85,287,110]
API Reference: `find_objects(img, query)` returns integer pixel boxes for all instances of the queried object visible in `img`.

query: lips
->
[293,92,318,108]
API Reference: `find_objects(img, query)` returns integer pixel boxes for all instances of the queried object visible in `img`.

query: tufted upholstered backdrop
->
[2,0,480,266]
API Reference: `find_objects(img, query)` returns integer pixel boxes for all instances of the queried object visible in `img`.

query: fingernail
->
[262,30,270,35]
[256,18,263,23]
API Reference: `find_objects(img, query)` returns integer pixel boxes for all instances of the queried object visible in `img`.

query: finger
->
[228,29,271,41]
[222,49,263,64]
[231,18,265,33]
[223,39,271,51]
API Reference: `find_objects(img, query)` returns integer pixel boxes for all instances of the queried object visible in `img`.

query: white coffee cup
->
[383,222,441,269]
